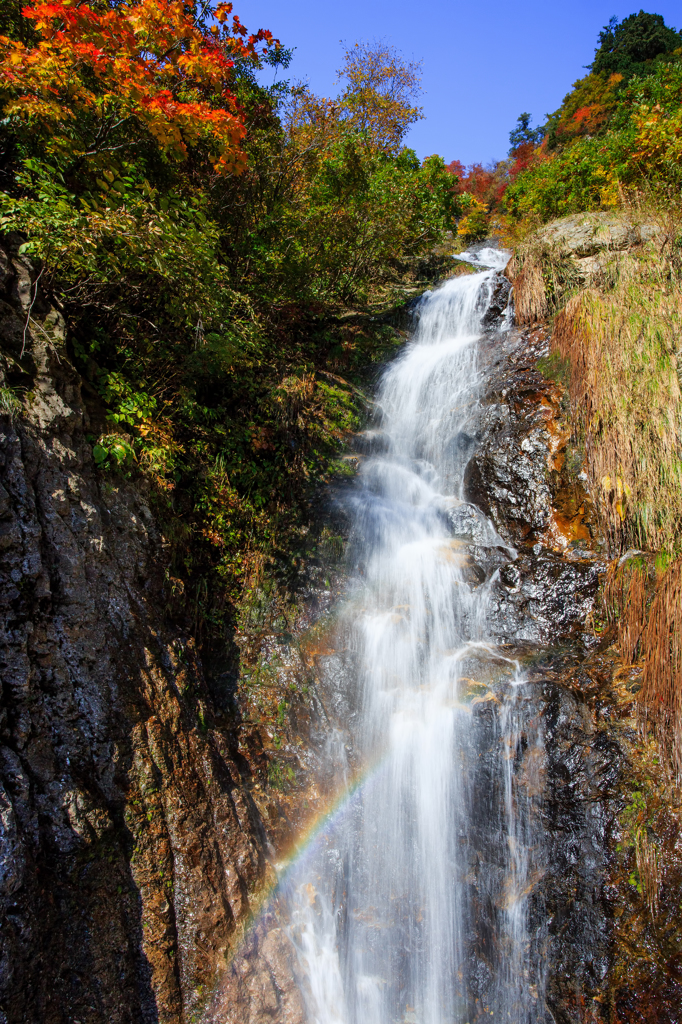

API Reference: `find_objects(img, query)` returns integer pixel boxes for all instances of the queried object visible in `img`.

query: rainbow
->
[227,750,388,962]
[226,651,515,963]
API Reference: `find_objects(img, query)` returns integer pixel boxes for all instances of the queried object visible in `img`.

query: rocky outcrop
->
[506,212,665,326]
[533,211,661,275]
[0,240,272,1024]
[458,326,604,649]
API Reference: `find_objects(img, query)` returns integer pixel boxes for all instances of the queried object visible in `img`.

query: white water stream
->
[287,256,546,1024]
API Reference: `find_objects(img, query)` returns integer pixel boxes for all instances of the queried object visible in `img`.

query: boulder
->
[535,211,661,259]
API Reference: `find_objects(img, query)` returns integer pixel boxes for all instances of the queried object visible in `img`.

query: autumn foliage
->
[0,7,461,626]
[336,40,423,155]
[0,0,278,173]
[504,12,682,224]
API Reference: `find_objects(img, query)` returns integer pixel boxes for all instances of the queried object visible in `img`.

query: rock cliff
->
[0,239,270,1024]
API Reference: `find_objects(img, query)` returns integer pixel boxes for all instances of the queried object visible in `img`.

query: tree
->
[336,40,423,155]
[0,0,280,175]
[591,11,681,80]
[509,112,544,153]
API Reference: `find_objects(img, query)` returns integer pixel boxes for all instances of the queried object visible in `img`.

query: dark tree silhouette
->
[590,10,681,79]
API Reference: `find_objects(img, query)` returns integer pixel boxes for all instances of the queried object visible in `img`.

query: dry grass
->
[507,259,547,324]
[602,553,682,780]
[506,240,583,325]
[603,557,648,662]
[634,827,662,918]
[639,557,682,779]
[551,241,682,554]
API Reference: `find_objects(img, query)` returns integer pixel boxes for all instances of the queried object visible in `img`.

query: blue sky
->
[237,1,682,165]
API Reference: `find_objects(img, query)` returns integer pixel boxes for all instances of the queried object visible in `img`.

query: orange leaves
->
[0,0,278,172]
[548,71,625,146]
[215,3,233,24]
[568,103,609,138]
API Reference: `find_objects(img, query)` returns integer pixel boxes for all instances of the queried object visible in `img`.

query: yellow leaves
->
[4,93,75,122]
[631,104,682,169]
[600,474,631,520]
[599,167,621,208]
[601,474,631,499]
[336,40,423,155]
[457,196,488,241]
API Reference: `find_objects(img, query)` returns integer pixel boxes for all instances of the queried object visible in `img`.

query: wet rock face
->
[462,671,620,1024]
[464,406,553,540]
[488,548,602,647]
[456,322,682,1022]
[0,244,269,1024]
[463,333,570,547]
[480,274,512,331]
[430,325,626,1021]
[456,328,620,1016]
[204,909,307,1024]
[440,497,504,547]
[453,329,604,647]
[537,669,621,1024]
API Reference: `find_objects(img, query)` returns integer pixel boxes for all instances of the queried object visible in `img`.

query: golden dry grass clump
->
[640,558,682,778]
[604,555,682,778]
[603,558,648,663]
[552,236,682,554]
[506,240,582,325]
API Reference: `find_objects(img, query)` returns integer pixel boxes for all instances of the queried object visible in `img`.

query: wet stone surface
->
[488,548,603,647]
[0,241,278,1024]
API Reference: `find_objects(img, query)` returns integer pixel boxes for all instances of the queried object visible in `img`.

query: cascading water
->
[286,254,547,1024]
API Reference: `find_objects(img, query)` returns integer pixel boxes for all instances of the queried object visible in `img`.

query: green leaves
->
[0,29,457,641]
[100,372,158,426]
[253,144,460,304]
[92,434,136,474]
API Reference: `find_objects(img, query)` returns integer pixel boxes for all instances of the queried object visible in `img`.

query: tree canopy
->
[508,113,544,154]
[590,10,682,79]
[0,4,461,629]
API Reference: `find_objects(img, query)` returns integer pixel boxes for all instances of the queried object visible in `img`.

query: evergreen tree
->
[591,10,681,79]
[508,113,544,153]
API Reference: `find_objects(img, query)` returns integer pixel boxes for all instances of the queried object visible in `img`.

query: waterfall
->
[286,256,547,1024]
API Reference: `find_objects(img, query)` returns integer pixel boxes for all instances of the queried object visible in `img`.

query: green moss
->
[537,352,571,386]
[267,759,295,791]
